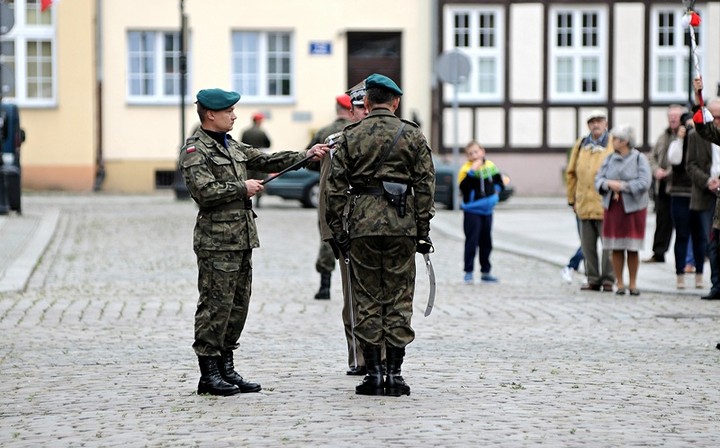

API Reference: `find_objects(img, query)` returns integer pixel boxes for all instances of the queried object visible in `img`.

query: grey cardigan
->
[595,148,652,213]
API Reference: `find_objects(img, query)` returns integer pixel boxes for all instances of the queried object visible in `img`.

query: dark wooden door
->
[347,31,402,117]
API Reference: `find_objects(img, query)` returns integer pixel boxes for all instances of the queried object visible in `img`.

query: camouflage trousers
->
[192,249,253,357]
[348,236,416,348]
[315,240,336,274]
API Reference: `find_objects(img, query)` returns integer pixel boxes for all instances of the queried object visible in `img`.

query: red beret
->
[336,94,352,110]
[252,112,265,121]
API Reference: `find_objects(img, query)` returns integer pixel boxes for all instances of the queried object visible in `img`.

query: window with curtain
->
[232,31,293,103]
[650,6,703,101]
[549,7,606,102]
[443,6,504,102]
[127,30,191,104]
[0,0,56,105]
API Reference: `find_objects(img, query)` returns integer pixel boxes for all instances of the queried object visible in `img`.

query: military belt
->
[200,199,253,212]
[350,186,383,196]
[350,185,414,196]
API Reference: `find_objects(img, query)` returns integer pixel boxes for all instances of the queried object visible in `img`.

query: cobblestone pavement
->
[0,194,719,447]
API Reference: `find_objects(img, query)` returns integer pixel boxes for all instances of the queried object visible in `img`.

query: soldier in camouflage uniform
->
[312,86,370,376]
[325,74,436,396]
[179,88,328,396]
[307,94,354,301]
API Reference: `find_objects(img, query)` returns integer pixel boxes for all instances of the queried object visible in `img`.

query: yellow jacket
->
[565,135,614,220]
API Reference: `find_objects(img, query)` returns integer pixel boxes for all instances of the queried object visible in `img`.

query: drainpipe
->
[93,0,104,191]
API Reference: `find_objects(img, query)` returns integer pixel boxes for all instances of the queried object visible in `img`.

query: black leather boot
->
[197,356,241,396]
[384,345,411,397]
[355,345,384,395]
[219,351,262,393]
[314,272,331,300]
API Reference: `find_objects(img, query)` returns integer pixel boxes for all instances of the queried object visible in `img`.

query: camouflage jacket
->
[309,118,352,241]
[179,128,306,252]
[325,108,435,239]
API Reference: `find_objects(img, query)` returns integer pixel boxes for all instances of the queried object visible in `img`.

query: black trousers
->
[651,191,673,260]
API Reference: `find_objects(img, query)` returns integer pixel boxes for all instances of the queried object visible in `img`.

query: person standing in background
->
[459,141,505,284]
[691,77,720,302]
[667,112,705,289]
[596,125,652,296]
[565,110,615,292]
[644,105,685,263]
[307,94,354,301]
[240,112,272,206]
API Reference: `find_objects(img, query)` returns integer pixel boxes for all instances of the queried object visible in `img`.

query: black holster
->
[382,181,408,218]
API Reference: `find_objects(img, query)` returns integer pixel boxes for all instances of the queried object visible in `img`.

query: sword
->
[344,254,359,369]
[261,154,315,185]
[423,253,436,317]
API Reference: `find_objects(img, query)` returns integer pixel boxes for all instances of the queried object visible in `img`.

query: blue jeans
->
[567,216,584,270]
[696,197,718,293]
[671,196,705,275]
[568,247,584,270]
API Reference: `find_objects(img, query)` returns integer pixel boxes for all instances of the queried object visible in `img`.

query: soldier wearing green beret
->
[179,88,329,396]
[325,73,436,396]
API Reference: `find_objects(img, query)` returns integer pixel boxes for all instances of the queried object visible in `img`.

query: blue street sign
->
[309,41,332,55]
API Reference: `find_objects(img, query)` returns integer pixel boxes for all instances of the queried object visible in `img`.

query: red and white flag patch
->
[186,146,196,153]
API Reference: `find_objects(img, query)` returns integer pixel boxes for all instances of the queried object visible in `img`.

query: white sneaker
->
[561,266,574,283]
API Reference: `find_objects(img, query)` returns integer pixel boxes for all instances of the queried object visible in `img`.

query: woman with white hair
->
[595,125,652,295]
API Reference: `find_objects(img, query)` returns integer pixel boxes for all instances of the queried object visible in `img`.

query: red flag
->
[41,0,53,12]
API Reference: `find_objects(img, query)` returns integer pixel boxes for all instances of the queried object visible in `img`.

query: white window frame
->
[548,5,607,103]
[650,5,704,102]
[442,5,504,103]
[0,0,57,107]
[126,30,192,106]
[231,30,294,105]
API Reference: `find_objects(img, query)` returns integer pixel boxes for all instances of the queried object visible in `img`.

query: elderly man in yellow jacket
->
[566,110,616,291]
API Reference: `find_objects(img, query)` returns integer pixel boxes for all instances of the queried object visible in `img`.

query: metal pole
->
[451,83,460,210]
[179,0,187,145]
[688,31,693,106]
[173,0,190,199]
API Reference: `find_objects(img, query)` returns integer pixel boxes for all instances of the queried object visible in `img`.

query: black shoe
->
[346,366,367,376]
[701,292,720,301]
[314,273,331,300]
[356,346,384,396]
[580,283,601,291]
[384,345,411,397]
[197,356,241,396]
[219,351,262,393]
[642,256,664,263]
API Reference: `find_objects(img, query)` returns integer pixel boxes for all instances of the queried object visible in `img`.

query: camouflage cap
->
[196,88,241,110]
[346,81,366,106]
[364,73,402,96]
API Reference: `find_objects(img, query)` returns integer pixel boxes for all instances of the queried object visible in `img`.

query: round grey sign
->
[436,50,471,85]
[0,2,15,36]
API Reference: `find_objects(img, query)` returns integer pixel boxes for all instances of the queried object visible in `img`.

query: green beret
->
[364,73,402,96]
[196,88,241,110]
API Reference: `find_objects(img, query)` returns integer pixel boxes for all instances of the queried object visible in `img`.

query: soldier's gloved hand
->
[328,239,341,260]
[416,236,434,254]
[334,232,351,258]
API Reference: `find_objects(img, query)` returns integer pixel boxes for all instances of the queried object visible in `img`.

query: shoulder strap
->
[368,123,406,180]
